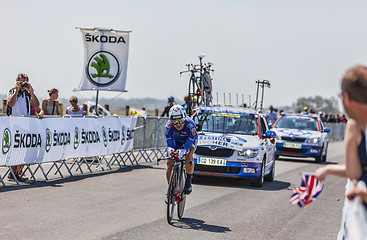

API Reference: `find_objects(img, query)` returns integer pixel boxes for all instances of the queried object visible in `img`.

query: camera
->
[21,82,28,88]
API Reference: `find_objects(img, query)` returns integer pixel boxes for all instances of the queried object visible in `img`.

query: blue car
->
[272,114,330,163]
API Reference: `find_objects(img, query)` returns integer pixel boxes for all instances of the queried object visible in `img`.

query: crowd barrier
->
[0,115,345,186]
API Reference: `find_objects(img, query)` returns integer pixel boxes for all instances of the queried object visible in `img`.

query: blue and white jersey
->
[164,117,198,152]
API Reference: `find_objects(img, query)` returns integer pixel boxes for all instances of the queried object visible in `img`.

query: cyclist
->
[164,105,198,197]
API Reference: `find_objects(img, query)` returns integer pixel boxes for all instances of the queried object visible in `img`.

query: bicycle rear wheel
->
[167,171,177,224]
[177,169,187,219]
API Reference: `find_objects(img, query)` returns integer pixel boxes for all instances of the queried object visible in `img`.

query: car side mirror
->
[323,127,330,133]
[196,124,202,132]
[264,130,276,138]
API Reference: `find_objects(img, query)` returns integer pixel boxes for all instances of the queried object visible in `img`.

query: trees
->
[295,95,339,113]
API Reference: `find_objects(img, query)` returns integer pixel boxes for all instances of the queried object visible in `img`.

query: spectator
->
[161,96,175,117]
[7,73,40,182]
[182,94,190,115]
[41,88,60,115]
[302,107,309,114]
[65,96,85,116]
[242,103,247,108]
[266,105,278,126]
[340,114,348,123]
[314,65,367,238]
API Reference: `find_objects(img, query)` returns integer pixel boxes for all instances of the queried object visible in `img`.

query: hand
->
[347,186,367,203]
[177,149,186,159]
[167,147,175,157]
[24,82,34,93]
[314,166,329,181]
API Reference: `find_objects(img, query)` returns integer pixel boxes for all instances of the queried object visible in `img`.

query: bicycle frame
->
[165,156,187,224]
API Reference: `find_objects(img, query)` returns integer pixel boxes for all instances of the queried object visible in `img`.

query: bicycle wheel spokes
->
[167,172,176,224]
[177,169,187,219]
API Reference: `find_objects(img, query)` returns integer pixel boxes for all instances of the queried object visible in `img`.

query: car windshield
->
[194,113,259,135]
[275,117,319,131]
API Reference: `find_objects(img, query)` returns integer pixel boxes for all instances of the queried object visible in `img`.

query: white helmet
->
[169,105,187,123]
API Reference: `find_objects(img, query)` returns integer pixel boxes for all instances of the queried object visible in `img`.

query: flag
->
[289,173,324,207]
[77,27,131,91]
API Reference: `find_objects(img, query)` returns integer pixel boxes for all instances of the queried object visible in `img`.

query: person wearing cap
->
[161,96,175,117]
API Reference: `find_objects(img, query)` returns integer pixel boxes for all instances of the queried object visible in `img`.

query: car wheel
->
[265,161,275,182]
[315,146,323,163]
[322,144,328,162]
[252,160,265,187]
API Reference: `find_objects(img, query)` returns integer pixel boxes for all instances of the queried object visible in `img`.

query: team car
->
[192,106,277,187]
[272,114,330,163]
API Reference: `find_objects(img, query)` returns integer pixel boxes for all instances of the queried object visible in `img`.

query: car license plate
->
[284,142,302,149]
[198,157,226,166]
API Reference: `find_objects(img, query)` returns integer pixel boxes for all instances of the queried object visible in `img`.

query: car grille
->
[277,146,307,154]
[281,136,306,142]
[195,147,234,157]
[195,164,241,174]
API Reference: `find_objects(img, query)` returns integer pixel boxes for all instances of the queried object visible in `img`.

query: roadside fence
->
[0,115,345,187]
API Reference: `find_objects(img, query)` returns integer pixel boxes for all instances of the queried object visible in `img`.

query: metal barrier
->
[0,116,345,186]
[324,123,347,141]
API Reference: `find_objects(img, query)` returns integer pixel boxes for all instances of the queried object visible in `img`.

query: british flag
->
[289,173,324,207]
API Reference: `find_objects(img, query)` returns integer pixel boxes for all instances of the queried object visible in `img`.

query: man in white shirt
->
[6,73,40,182]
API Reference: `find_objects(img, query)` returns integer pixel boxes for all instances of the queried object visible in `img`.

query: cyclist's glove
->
[177,149,187,159]
[167,147,175,156]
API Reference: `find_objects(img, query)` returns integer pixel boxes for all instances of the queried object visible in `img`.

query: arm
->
[25,83,40,108]
[41,99,49,115]
[164,122,175,149]
[184,122,198,153]
[7,84,21,107]
[347,185,367,203]
[344,119,363,180]
[314,164,347,181]
[55,101,60,115]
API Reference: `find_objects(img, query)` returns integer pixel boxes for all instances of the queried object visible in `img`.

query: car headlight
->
[306,137,320,144]
[238,149,259,158]
[276,135,282,140]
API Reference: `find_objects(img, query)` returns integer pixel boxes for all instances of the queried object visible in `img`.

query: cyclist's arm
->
[165,122,175,149]
[183,122,198,153]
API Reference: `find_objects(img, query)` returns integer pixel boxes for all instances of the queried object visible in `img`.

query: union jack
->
[289,173,324,207]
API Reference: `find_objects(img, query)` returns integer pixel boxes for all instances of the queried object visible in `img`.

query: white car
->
[192,106,277,187]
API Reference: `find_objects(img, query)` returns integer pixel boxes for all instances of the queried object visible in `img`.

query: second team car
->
[192,106,277,187]
[272,113,330,163]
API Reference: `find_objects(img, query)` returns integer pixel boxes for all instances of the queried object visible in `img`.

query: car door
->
[260,116,274,171]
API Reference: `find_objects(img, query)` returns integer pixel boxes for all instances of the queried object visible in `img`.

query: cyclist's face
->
[173,122,185,131]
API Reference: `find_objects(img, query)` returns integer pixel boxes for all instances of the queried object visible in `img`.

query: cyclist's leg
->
[166,158,174,183]
[184,146,196,194]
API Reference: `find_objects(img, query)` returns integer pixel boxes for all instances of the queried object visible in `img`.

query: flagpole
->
[95,90,99,115]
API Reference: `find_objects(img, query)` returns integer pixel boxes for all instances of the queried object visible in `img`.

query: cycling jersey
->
[164,117,198,153]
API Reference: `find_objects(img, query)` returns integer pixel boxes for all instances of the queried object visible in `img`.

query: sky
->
[1,0,367,109]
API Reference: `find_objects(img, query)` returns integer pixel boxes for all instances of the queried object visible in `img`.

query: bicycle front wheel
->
[177,169,187,219]
[167,171,177,224]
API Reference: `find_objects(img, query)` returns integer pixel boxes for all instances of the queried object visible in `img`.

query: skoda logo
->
[209,146,218,151]
[86,50,121,87]
[121,126,126,145]
[45,128,52,152]
[74,127,80,149]
[290,134,295,139]
[102,127,108,147]
[2,128,11,154]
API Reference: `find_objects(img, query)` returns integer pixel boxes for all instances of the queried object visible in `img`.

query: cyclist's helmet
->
[168,96,175,102]
[169,105,187,124]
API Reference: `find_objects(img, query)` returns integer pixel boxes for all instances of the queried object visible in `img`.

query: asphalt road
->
[0,141,346,240]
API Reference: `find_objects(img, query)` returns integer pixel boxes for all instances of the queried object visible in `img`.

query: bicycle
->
[180,54,214,113]
[158,156,188,224]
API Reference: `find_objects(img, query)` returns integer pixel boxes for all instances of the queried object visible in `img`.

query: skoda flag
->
[77,28,130,91]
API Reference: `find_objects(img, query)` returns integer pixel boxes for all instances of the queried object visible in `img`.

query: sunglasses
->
[171,119,185,125]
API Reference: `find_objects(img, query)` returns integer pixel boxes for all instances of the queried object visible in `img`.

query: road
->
[0,141,346,240]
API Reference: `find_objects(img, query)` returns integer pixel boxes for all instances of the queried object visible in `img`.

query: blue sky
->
[1,0,367,109]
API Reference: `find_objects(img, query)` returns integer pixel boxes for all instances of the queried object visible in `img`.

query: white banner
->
[0,116,136,166]
[77,28,130,91]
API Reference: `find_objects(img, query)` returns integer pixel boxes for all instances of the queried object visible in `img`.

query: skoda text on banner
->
[0,117,137,166]
[77,28,130,91]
